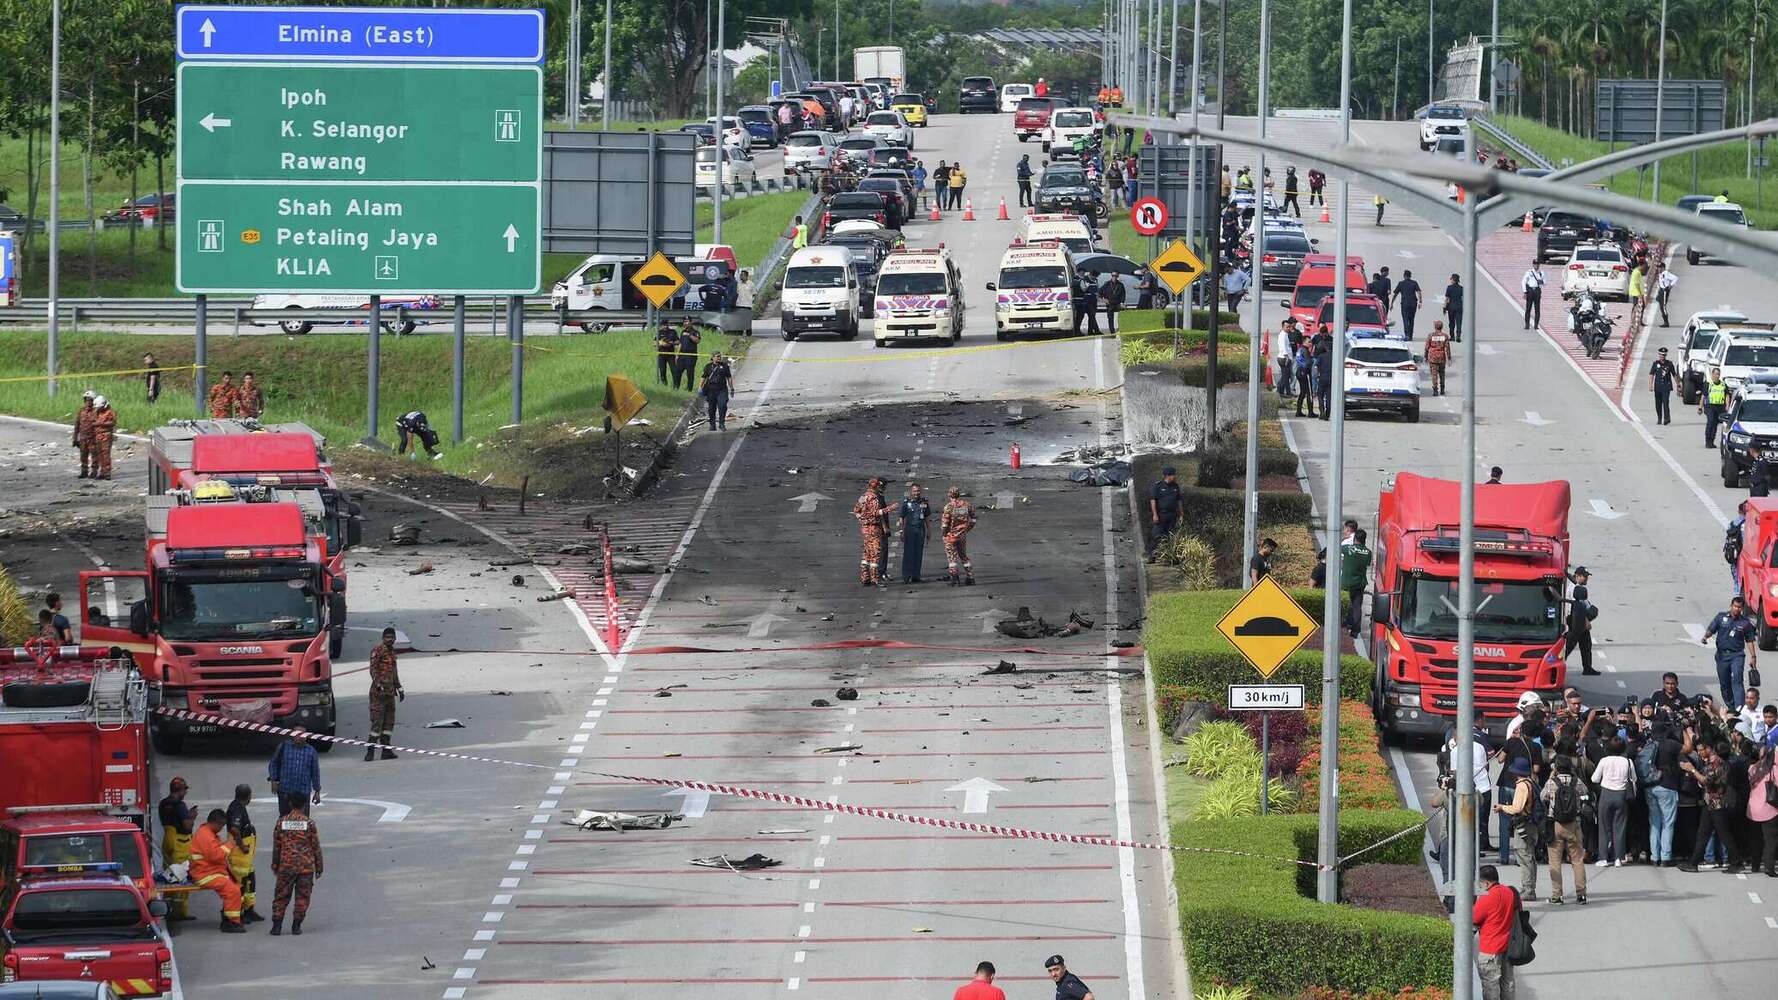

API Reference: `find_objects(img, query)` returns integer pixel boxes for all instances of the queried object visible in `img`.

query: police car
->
[1343,328,1421,423]
[1720,376,1778,488]
[1703,323,1778,392]
[1678,308,1749,403]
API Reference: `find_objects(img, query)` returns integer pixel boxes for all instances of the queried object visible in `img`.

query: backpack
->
[1550,776,1582,823]
[1726,523,1744,565]
[1635,740,1663,786]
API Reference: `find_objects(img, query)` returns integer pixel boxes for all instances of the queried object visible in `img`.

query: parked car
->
[1678,309,1750,403]
[704,116,753,151]
[823,191,893,230]
[101,192,175,224]
[696,145,757,188]
[1689,201,1751,265]
[960,76,998,114]
[890,93,929,127]
[999,83,1033,113]
[1344,329,1422,421]
[1561,241,1631,300]
[862,110,914,148]
[736,105,781,147]
[783,130,840,173]
[1536,210,1596,263]
[855,178,909,228]
[679,122,718,146]
[1073,252,1170,306]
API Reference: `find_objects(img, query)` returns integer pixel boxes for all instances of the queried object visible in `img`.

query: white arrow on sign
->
[663,787,711,818]
[945,777,1008,814]
[967,609,1011,634]
[199,113,232,133]
[1587,498,1627,520]
[199,17,217,48]
[1520,411,1553,427]
[748,611,787,638]
[502,224,520,253]
[251,796,409,824]
[790,492,833,513]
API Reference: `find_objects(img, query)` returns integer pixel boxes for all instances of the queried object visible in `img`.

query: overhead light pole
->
[1242,0,1270,580]
[601,0,613,129]
[714,0,725,245]
[47,0,61,396]
[1653,0,1668,198]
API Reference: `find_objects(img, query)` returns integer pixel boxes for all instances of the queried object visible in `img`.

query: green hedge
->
[1177,811,1451,995]
[1196,442,1301,488]
[1145,589,1373,703]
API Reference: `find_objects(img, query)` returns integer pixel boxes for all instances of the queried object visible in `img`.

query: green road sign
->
[176,182,540,294]
[177,63,542,183]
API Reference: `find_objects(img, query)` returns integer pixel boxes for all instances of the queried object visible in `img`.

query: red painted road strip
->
[516,902,799,910]
[573,776,1102,786]
[553,803,1111,814]
[474,978,783,986]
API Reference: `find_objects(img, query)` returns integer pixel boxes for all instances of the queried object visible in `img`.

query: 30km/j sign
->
[175,5,543,296]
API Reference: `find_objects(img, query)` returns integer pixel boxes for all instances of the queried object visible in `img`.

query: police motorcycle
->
[1563,288,1614,359]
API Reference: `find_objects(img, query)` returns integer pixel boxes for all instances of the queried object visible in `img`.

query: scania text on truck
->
[77,496,338,754]
[1369,473,1571,742]
[147,422,362,657]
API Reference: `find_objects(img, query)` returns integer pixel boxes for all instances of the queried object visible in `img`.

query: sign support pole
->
[453,295,466,444]
[1241,0,1270,587]
[368,295,381,442]
[1259,713,1271,814]
[193,294,208,418]
[510,296,524,426]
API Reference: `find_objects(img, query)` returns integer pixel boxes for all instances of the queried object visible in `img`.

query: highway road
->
[1213,113,1778,996]
[10,109,1177,999]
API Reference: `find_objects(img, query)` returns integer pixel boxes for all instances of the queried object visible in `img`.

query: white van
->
[780,245,861,341]
[987,243,1074,340]
[550,253,733,331]
[873,246,963,346]
[1017,213,1097,256]
[999,83,1034,113]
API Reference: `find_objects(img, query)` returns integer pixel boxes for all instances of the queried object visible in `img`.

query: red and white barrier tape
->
[155,706,1347,871]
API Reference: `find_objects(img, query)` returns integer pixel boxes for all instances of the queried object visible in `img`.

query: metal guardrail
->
[0,298,750,335]
[1471,114,1555,171]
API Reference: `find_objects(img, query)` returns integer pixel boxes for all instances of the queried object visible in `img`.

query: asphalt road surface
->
[10,109,1178,999]
[1216,114,1778,996]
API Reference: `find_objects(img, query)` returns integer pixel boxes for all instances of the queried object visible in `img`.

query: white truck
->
[853,46,906,89]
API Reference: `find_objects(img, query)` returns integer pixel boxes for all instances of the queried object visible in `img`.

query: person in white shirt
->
[1656,268,1679,327]
[1521,264,1546,330]
[1590,738,1636,866]
[1441,727,1495,855]
[1736,687,1764,739]
[839,94,855,124]
[734,269,755,336]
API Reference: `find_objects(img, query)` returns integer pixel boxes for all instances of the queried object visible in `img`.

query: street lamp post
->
[47,0,60,396]
[1168,0,1179,115]
[1242,0,1270,582]
[1653,0,1668,199]
[714,0,725,245]
[601,0,613,129]
[1216,0,1226,128]
[1427,0,1434,105]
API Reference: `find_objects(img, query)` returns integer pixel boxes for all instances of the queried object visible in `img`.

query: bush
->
[1196,766,1300,819]
[1145,589,1374,704]
[1176,811,1450,995]
[0,566,33,646]
[1195,987,1256,1000]
[1182,720,1261,778]
[1228,708,1311,776]
[1299,700,1403,813]
[1196,442,1301,488]
[1158,534,1220,589]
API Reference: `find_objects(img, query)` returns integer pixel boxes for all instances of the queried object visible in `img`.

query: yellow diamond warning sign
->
[629,251,687,309]
[1214,575,1318,679]
[1148,238,1207,296]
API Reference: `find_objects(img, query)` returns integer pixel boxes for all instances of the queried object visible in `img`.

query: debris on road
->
[537,589,575,602]
[835,687,859,701]
[689,853,781,871]
[655,690,675,698]
[813,742,863,754]
[757,828,808,835]
[995,607,1094,638]
[570,809,683,832]
[510,574,526,587]
[406,563,434,576]
[810,698,832,707]
[389,524,421,546]
[426,719,465,729]
[610,555,655,574]
[557,543,593,555]
[1068,460,1131,486]
[982,660,1019,675]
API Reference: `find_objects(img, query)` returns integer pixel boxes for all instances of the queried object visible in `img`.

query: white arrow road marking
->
[1520,411,1553,427]
[944,777,1008,814]
[790,492,833,513]
[1478,344,1500,356]
[662,788,711,818]
[967,609,1012,634]
[1398,250,1418,259]
[199,17,216,47]
[502,224,520,252]
[748,612,787,638]
[253,796,409,823]
[1587,498,1627,520]
[199,113,232,132]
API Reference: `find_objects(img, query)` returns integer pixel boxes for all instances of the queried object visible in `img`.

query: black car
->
[1536,210,1595,264]
[679,123,717,146]
[855,178,908,228]
[1035,165,1104,217]
[866,145,915,170]
[824,191,892,230]
[821,232,894,314]
[1243,228,1317,288]
[960,75,997,114]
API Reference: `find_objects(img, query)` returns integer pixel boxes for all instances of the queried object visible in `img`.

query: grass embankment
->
[1490,113,1776,229]
[0,330,740,494]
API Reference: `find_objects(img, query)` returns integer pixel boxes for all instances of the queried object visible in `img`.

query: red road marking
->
[548,803,1110,814]
[475,978,784,986]
[823,898,1110,906]
[516,902,800,909]
[808,975,1120,983]
[573,776,1102,786]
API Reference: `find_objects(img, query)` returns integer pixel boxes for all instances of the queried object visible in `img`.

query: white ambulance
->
[873,246,963,346]
[986,242,1075,340]
[1014,213,1098,256]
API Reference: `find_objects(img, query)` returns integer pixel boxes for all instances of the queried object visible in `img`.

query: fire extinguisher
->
[1010,443,1022,469]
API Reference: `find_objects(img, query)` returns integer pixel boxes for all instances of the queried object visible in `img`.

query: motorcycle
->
[1565,289,1602,344]
[1583,313,1615,359]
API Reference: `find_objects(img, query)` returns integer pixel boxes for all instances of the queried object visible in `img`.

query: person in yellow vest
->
[225,783,265,923]
[947,164,967,211]
[1110,85,1123,107]
[190,809,247,933]
[1701,366,1729,449]
[790,215,809,249]
[157,777,195,921]
[1628,261,1646,327]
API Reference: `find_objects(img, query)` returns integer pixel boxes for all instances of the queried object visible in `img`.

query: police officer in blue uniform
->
[1702,596,1759,708]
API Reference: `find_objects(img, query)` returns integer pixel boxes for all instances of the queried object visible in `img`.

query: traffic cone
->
[997,196,1010,221]
[929,201,941,221]
[1318,202,1331,224]
[962,199,976,221]
[1521,211,1534,232]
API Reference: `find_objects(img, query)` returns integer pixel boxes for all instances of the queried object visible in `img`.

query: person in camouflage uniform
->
[268,807,323,936]
[852,478,889,587]
[73,390,97,478]
[365,627,402,761]
[90,397,118,480]
[233,372,265,419]
[207,372,239,419]
[941,486,977,586]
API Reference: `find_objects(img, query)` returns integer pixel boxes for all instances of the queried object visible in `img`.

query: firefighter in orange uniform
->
[364,627,403,760]
[233,371,264,419]
[269,806,323,936]
[73,390,97,478]
[190,808,247,933]
[941,486,978,586]
[852,477,889,587]
[207,372,239,419]
[90,396,118,480]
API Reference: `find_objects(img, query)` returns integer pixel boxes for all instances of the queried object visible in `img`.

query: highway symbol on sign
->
[630,252,687,309]
[496,109,522,142]
[1214,575,1318,678]
[1130,196,1168,236]
[1227,684,1307,711]
[1148,238,1207,296]
[198,220,224,253]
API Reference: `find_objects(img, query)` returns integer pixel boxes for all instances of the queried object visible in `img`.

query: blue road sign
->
[771,79,782,99]
[176,4,544,63]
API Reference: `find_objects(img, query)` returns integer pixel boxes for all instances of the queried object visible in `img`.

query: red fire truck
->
[0,644,176,996]
[77,494,338,755]
[147,421,362,657]
[1368,473,1571,741]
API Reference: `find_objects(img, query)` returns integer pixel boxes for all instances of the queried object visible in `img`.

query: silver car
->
[783,130,839,174]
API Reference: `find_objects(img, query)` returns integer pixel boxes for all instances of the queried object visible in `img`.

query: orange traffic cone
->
[929,200,941,221]
[1318,202,1331,224]
[962,199,976,221]
[1521,211,1534,232]
[997,196,1010,221]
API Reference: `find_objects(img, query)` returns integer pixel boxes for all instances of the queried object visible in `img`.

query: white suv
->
[1343,331,1422,422]
[1704,326,1778,392]
[1043,107,1100,155]
[1419,105,1470,151]
[1678,309,1749,403]
[862,110,913,148]
[1688,202,1751,266]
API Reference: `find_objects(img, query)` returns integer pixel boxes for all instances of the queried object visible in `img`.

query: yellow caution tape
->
[0,363,201,384]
